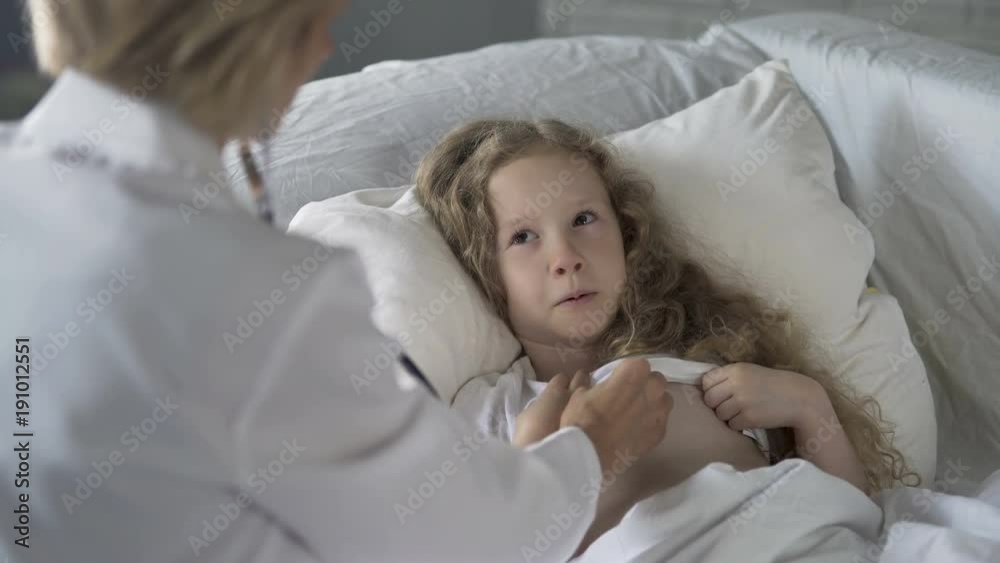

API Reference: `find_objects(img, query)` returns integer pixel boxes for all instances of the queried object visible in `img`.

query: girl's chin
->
[514,331,598,351]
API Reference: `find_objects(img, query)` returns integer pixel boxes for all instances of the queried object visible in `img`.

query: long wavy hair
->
[414,118,918,492]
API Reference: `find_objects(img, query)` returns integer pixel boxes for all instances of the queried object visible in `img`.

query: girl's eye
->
[511,230,538,246]
[574,210,597,227]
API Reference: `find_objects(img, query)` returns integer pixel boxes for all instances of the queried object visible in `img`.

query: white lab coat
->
[0,69,601,563]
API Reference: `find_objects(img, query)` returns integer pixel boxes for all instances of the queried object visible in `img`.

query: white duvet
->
[454,356,1000,562]
[575,459,1000,563]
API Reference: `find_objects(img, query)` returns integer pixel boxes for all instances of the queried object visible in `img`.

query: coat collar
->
[16,68,245,213]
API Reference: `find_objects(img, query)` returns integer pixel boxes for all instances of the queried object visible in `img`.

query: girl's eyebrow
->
[502,197,602,229]
[504,215,530,229]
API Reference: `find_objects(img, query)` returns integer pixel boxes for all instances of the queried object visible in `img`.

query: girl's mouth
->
[558,292,596,306]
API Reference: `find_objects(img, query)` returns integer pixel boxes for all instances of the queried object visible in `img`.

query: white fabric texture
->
[454,354,771,464]
[574,459,1000,563]
[0,68,605,563]
[288,59,936,484]
[729,11,1000,495]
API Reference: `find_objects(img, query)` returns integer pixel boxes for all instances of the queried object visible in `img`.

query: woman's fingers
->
[533,373,571,408]
[569,370,591,392]
[603,358,651,400]
[548,373,570,390]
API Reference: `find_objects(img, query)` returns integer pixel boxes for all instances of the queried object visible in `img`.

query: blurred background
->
[2,0,999,120]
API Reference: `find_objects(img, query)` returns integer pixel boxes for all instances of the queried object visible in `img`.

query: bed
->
[224,10,1000,561]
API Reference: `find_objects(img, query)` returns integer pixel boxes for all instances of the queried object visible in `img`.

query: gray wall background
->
[319,0,538,77]
[3,0,998,119]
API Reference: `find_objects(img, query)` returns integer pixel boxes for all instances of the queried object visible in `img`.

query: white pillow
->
[288,60,935,484]
[607,60,935,484]
[287,185,522,402]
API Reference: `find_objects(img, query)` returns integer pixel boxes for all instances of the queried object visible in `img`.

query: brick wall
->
[539,0,1000,55]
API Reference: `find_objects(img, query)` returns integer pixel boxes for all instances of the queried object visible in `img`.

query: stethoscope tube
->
[239,140,275,226]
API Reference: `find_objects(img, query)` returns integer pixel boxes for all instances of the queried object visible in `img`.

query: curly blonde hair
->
[415,118,919,492]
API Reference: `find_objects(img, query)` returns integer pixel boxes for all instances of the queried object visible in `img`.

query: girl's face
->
[488,148,627,347]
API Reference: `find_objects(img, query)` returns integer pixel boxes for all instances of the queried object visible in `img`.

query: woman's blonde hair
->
[415,118,920,493]
[25,0,332,140]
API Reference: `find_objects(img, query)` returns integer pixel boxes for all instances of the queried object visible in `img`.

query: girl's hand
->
[512,370,591,447]
[701,363,832,431]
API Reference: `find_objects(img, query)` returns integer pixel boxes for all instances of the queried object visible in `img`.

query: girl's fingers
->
[714,397,741,422]
[702,380,733,409]
[728,413,750,431]
[569,370,590,392]
[701,367,729,391]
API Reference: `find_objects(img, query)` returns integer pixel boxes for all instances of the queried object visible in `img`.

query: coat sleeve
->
[234,252,601,562]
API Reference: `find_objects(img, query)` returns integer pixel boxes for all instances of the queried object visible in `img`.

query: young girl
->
[414,118,917,549]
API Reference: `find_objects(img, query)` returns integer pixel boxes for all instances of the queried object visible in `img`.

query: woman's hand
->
[512,370,591,447]
[701,362,833,431]
[559,358,673,474]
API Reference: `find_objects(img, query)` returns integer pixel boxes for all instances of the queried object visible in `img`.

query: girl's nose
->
[552,245,585,276]
[554,260,583,276]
